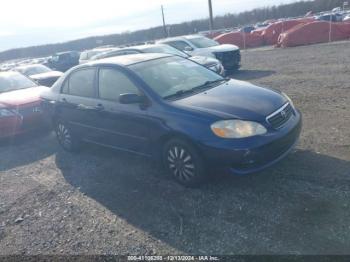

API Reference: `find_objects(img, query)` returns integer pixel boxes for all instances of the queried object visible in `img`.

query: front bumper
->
[0,107,48,139]
[214,50,241,71]
[0,116,23,138]
[198,110,302,175]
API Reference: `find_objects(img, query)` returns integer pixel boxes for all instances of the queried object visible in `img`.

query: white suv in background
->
[79,47,117,64]
[158,35,241,73]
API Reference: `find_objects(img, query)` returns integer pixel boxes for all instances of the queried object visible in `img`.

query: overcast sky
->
[0,0,296,51]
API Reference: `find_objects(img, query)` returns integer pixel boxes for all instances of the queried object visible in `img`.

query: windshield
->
[17,65,51,76]
[188,37,219,48]
[0,72,37,93]
[51,55,59,62]
[91,49,122,60]
[86,50,104,59]
[142,45,190,58]
[130,56,224,99]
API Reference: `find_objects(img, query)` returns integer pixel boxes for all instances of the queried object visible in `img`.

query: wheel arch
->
[154,131,204,160]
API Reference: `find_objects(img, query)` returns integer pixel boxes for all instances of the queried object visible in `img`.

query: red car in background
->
[0,71,49,138]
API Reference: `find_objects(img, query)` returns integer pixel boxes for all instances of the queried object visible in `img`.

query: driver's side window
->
[98,68,139,102]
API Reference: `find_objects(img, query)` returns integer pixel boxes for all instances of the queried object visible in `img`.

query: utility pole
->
[208,0,214,32]
[161,5,167,37]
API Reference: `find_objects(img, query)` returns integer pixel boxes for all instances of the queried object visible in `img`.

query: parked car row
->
[0,51,80,74]
[13,64,63,87]
[0,38,301,187]
[79,35,241,76]
[201,7,350,39]
[89,44,225,76]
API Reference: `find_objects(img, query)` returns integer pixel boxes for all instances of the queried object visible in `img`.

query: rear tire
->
[162,138,208,187]
[55,120,80,152]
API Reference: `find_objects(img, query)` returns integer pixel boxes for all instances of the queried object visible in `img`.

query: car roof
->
[84,47,118,53]
[159,35,202,42]
[0,71,24,77]
[14,64,45,70]
[86,53,172,67]
[55,51,79,55]
[122,44,168,51]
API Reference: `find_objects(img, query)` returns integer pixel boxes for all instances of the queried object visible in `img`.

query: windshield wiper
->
[163,89,196,100]
[163,78,229,100]
[192,78,228,91]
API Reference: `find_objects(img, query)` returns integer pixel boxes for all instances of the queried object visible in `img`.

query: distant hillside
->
[0,0,345,62]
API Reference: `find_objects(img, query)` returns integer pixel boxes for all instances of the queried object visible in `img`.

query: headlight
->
[0,108,17,118]
[209,63,219,71]
[209,63,223,74]
[282,92,294,108]
[211,120,267,138]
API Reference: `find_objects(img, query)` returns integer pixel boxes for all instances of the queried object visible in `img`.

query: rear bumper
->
[198,110,302,175]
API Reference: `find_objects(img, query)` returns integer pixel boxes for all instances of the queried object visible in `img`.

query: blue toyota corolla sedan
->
[41,53,302,187]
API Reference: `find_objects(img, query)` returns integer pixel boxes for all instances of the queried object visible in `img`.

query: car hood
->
[172,79,287,121]
[0,86,49,107]
[191,44,240,57]
[189,56,220,66]
[30,71,63,80]
[207,44,239,52]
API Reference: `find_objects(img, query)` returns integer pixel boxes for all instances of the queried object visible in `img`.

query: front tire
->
[163,138,208,187]
[55,120,80,152]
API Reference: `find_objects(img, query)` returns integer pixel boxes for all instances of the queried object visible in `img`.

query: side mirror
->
[184,46,194,52]
[119,93,145,104]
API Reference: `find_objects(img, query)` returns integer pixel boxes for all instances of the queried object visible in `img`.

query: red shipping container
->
[206,31,223,39]
[214,31,264,49]
[262,18,315,45]
[251,28,265,36]
[277,21,350,48]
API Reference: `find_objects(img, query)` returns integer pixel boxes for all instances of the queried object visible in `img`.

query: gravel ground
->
[0,41,349,255]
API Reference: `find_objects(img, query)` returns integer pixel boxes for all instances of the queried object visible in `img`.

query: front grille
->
[214,50,241,70]
[15,103,43,130]
[267,103,294,129]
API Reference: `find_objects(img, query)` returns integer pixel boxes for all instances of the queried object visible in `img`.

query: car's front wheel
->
[55,120,80,152]
[163,138,208,187]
